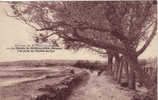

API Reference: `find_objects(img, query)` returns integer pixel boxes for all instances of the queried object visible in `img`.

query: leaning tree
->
[9,1,157,90]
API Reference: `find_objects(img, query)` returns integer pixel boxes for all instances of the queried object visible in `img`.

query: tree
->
[9,1,157,90]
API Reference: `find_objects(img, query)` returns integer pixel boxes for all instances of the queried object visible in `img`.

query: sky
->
[0,2,157,62]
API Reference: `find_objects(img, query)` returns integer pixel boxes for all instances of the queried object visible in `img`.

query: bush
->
[74,60,107,71]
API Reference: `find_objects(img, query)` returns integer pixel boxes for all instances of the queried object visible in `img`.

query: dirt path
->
[68,71,132,100]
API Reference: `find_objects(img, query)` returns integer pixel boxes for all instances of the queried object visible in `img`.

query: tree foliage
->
[9,1,156,55]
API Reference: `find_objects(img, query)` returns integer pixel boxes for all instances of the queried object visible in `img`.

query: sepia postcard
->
[0,1,157,100]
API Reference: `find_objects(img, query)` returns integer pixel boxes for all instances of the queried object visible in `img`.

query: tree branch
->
[33,20,127,54]
[111,29,129,44]
[36,21,110,33]
[4,8,20,17]
[71,28,127,54]
[88,47,107,55]
[136,22,157,56]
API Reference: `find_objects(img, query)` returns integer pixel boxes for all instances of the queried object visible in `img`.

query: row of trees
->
[9,1,157,94]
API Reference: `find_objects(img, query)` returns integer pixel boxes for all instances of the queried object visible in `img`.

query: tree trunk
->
[124,61,129,85]
[114,54,121,80]
[117,60,123,83]
[115,63,120,81]
[108,53,113,72]
[113,62,117,80]
[126,55,153,90]
[128,62,136,89]
[114,63,119,80]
